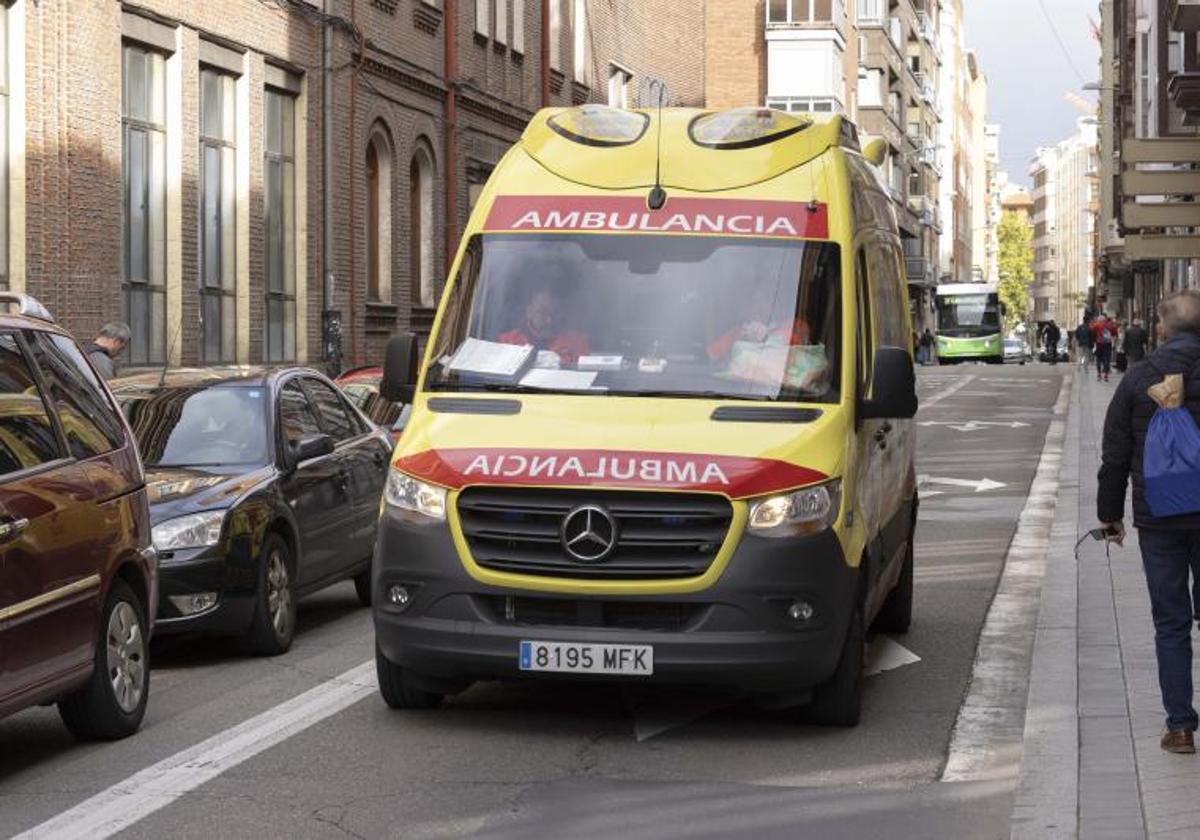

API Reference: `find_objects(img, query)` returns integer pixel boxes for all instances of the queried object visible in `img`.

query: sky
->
[967,0,1101,187]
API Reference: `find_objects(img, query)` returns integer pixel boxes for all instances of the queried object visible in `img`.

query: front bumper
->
[153,547,257,636]
[372,507,858,694]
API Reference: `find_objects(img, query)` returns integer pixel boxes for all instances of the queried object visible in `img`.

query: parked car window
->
[28,331,124,459]
[278,380,322,446]
[0,333,63,476]
[304,378,359,442]
[119,385,269,467]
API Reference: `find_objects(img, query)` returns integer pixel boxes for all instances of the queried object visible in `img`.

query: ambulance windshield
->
[425,234,842,404]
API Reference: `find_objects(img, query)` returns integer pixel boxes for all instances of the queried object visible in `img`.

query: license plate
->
[519,640,654,675]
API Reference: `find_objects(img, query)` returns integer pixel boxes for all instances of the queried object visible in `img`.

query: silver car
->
[1003,338,1027,365]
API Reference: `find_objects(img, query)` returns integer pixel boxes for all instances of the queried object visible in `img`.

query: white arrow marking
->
[919,420,1030,432]
[917,474,1007,493]
[865,636,923,677]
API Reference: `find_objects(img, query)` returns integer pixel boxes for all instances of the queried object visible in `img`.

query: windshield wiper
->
[609,389,769,401]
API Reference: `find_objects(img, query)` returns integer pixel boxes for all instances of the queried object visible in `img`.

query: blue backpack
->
[1144,359,1200,518]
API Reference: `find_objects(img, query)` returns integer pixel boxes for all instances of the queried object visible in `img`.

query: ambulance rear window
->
[689,108,809,150]
[548,106,650,148]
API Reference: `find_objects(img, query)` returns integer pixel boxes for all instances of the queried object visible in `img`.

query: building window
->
[264,86,296,362]
[766,96,842,114]
[366,129,393,304]
[410,142,435,308]
[572,0,592,86]
[474,0,489,37]
[122,42,168,366]
[608,65,632,108]
[200,67,237,363]
[768,0,836,25]
[550,0,562,70]
[495,0,507,45]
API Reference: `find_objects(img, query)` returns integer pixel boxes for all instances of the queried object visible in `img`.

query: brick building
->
[5,0,703,371]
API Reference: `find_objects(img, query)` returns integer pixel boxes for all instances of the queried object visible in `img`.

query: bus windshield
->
[425,234,843,403]
[937,292,1001,337]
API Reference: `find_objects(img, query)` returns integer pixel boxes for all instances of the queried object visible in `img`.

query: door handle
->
[0,517,30,541]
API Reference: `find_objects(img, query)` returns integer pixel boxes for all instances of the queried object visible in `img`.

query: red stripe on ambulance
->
[483,196,830,240]
[394,448,828,499]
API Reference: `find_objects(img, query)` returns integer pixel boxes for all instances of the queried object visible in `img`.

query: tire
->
[873,532,914,634]
[244,534,297,656]
[376,643,443,709]
[804,605,865,727]
[58,579,149,741]
[353,561,372,608]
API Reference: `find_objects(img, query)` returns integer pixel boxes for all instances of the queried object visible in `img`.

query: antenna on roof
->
[647,80,668,211]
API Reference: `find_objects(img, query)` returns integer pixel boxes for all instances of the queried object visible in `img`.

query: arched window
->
[366,128,392,303]
[410,142,435,308]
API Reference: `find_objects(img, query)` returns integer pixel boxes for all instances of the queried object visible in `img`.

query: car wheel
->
[58,579,149,741]
[872,530,914,634]
[353,560,372,608]
[376,642,443,709]
[803,604,864,727]
[244,534,297,656]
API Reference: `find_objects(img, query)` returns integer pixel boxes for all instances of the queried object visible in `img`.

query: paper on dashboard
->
[519,368,600,391]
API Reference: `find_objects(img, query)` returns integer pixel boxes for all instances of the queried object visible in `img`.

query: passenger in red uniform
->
[498,288,590,366]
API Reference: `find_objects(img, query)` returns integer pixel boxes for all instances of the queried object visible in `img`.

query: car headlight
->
[385,470,447,522]
[747,480,842,538]
[152,511,227,552]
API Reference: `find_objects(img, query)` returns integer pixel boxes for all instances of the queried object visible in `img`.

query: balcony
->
[766,0,848,38]
[914,72,936,104]
[916,10,936,42]
[1119,137,1200,258]
[907,194,929,215]
[1171,0,1200,31]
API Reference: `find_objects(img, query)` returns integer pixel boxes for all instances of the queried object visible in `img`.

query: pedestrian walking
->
[84,322,131,380]
[1044,320,1061,365]
[1124,318,1150,365]
[918,328,934,366]
[1076,320,1094,372]
[1092,313,1119,382]
[1098,290,1200,754]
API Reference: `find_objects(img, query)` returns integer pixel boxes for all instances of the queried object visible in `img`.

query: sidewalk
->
[1012,367,1200,839]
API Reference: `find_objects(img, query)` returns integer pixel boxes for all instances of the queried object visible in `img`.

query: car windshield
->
[425,234,842,403]
[119,385,269,467]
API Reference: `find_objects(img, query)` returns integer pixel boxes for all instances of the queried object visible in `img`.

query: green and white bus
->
[934,283,1003,364]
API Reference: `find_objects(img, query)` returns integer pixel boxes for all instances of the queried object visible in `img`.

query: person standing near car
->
[1098,290,1200,754]
[84,322,131,380]
[1125,318,1150,366]
[1044,320,1061,365]
[918,328,934,366]
[1077,320,1094,371]
[1092,313,1119,382]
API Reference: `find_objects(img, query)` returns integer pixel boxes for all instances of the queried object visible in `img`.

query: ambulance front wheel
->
[376,643,443,709]
[803,604,864,727]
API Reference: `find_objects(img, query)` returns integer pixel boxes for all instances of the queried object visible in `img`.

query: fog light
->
[786,600,814,623]
[167,592,218,616]
[387,585,411,609]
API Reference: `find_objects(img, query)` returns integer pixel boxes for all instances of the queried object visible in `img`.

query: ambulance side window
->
[856,249,874,396]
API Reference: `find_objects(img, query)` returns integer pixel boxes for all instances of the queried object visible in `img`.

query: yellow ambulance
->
[372,105,918,725]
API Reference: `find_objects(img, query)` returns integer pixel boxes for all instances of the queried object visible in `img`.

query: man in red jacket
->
[1092,313,1119,382]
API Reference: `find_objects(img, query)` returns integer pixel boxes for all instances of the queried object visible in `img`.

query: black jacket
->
[1122,325,1149,361]
[1098,331,1200,529]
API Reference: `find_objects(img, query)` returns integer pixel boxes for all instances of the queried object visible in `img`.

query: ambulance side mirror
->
[381,333,419,404]
[863,138,887,167]
[861,347,918,420]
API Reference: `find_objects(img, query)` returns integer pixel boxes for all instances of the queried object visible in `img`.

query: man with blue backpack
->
[1099,290,1200,754]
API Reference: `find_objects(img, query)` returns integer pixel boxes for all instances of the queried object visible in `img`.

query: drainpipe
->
[445,0,458,275]
[322,0,337,374]
[347,0,364,365]
[540,0,551,106]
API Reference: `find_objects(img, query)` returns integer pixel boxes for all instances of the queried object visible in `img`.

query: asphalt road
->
[0,362,1070,840]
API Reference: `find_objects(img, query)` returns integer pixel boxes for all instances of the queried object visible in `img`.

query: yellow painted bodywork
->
[396,108,889,596]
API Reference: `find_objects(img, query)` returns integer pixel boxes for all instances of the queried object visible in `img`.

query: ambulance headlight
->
[385,470,447,523]
[747,480,841,538]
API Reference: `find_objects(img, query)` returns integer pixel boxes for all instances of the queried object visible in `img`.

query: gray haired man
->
[85,322,131,379]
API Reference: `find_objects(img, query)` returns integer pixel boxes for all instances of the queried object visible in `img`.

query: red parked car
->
[335,366,410,443]
[0,294,156,740]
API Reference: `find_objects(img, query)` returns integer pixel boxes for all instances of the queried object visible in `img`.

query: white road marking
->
[918,475,1007,493]
[15,661,378,840]
[919,420,1030,432]
[940,375,1071,783]
[864,636,922,676]
[919,374,976,409]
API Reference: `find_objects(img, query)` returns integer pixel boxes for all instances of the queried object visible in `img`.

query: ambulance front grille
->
[457,488,733,579]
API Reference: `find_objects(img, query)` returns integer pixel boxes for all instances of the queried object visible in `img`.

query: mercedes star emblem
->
[560,505,619,563]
